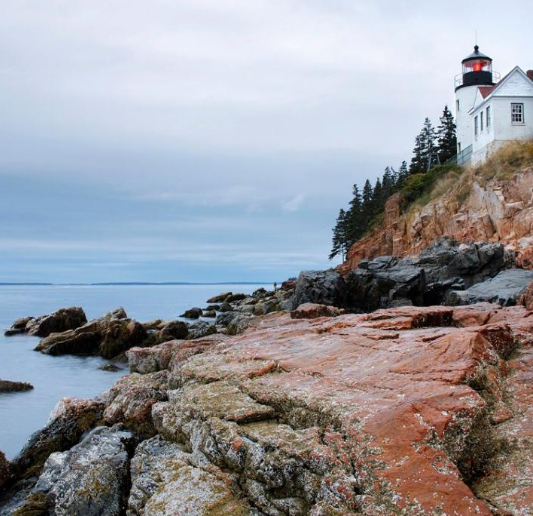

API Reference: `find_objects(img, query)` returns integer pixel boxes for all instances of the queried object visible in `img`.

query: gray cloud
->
[1,0,531,282]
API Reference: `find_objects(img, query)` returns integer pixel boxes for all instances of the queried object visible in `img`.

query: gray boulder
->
[291,270,346,309]
[180,307,203,320]
[158,320,189,341]
[13,398,105,478]
[5,307,87,338]
[445,269,533,306]
[187,320,217,340]
[28,426,133,516]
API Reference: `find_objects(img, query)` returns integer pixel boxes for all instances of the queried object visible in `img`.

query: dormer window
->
[512,103,524,124]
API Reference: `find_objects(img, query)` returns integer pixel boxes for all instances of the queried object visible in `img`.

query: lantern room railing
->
[454,71,501,89]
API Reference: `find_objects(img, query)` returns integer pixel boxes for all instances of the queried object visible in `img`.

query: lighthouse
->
[454,46,497,157]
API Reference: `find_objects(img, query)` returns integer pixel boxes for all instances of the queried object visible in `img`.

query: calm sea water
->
[0,284,264,459]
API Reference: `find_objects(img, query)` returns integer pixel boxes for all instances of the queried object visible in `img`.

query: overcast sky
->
[1,1,532,283]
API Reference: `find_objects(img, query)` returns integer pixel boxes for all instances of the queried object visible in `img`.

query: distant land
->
[0,282,277,286]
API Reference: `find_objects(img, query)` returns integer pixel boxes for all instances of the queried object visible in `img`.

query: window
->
[480,111,484,132]
[456,99,460,112]
[486,106,491,128]
[475,116,478,136]
[512,103,524,124]
[458,142,462,153]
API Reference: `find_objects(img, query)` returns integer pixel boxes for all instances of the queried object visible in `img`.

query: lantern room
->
[455,45,495,90]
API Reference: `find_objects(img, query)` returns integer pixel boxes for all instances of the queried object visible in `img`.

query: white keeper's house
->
[454,45,533,165]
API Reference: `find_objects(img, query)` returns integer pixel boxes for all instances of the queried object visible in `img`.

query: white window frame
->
[486,105,491,129]
[480,111,484,132]
[474,115,479,136]
[512,103,524,124]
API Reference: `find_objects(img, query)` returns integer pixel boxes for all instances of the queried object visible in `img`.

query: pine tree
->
[329,209,349,261]
[372,178,383,215]
[381,167,394,199]
[346,184,363,244]
[410,134,425,174]
[396,161,409,188]
[410,118,437,173]
[437,105,457,163]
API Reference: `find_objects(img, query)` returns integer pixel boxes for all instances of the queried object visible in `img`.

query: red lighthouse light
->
[473,62,482,72]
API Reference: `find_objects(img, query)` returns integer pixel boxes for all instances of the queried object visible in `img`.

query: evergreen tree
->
[329,209,349,261]
[410,134,425,174]
[346,184,363,244]
[437,105,457,163]
[372,178,383,215]
[381,167,395,199]
[410,118,437,173]
[396,161,409,188]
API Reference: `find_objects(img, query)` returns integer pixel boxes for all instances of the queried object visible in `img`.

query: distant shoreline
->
[0,282,276,287]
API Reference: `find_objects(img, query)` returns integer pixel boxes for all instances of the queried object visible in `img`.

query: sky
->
[1,0,532,283]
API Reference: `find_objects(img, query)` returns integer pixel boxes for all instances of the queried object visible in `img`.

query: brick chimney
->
[527,70,533,81]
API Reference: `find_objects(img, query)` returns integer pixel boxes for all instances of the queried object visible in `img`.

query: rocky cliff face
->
[3,302,533,515]
[344,167,533,271]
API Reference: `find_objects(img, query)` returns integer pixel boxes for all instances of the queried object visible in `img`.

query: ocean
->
[0,284,265,459]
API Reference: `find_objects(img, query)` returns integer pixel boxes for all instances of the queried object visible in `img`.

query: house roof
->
[469,66,533,114]
[479,86,495,98]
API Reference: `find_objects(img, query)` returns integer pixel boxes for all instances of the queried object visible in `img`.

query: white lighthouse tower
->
[454,46,497,159]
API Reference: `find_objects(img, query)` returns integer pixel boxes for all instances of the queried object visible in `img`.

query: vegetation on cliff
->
[330,105,457,260]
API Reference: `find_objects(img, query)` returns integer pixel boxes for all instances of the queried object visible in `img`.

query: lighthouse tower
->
[455,46,496,156]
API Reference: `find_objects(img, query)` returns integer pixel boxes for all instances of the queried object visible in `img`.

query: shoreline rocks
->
[0,379,33,393]
[4,307,87,338]
[5,302,533,514]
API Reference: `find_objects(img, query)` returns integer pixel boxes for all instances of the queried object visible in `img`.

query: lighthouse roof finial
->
[462,44,492,63]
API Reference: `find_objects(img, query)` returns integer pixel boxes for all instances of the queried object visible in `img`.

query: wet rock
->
[21,426,133,516]
[13,397,105,478]
[202,310,216,318]
[0,379,34,393]
[158,320,189,341]
[215,311,236,327]
[226,293,247,302]
[446,269,533,306]
[180,307,203,319]
[206,292,232,303]
[36,314,148,359]
[187,320,217,340]
[28,307,87,337]
[5,308,87,338]
[290,303,344,319]
[99,363,122,372]
[218,302,233,313]
[35,328,102,356]
[0,449,10,489]
[106,306,128,320]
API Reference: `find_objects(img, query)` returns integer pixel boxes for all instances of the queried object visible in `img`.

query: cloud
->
[0,0,532,282]
[282,194,305,212]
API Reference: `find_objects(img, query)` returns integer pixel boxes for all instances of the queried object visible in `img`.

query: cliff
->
[344,142,533,271]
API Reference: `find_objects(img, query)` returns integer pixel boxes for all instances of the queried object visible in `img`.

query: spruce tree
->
[372,178,383,216]
[396,161,409,188]
[437,105,457,163]
[329,209,349,261]
[346,184,363,244]
[410,118,437,173]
